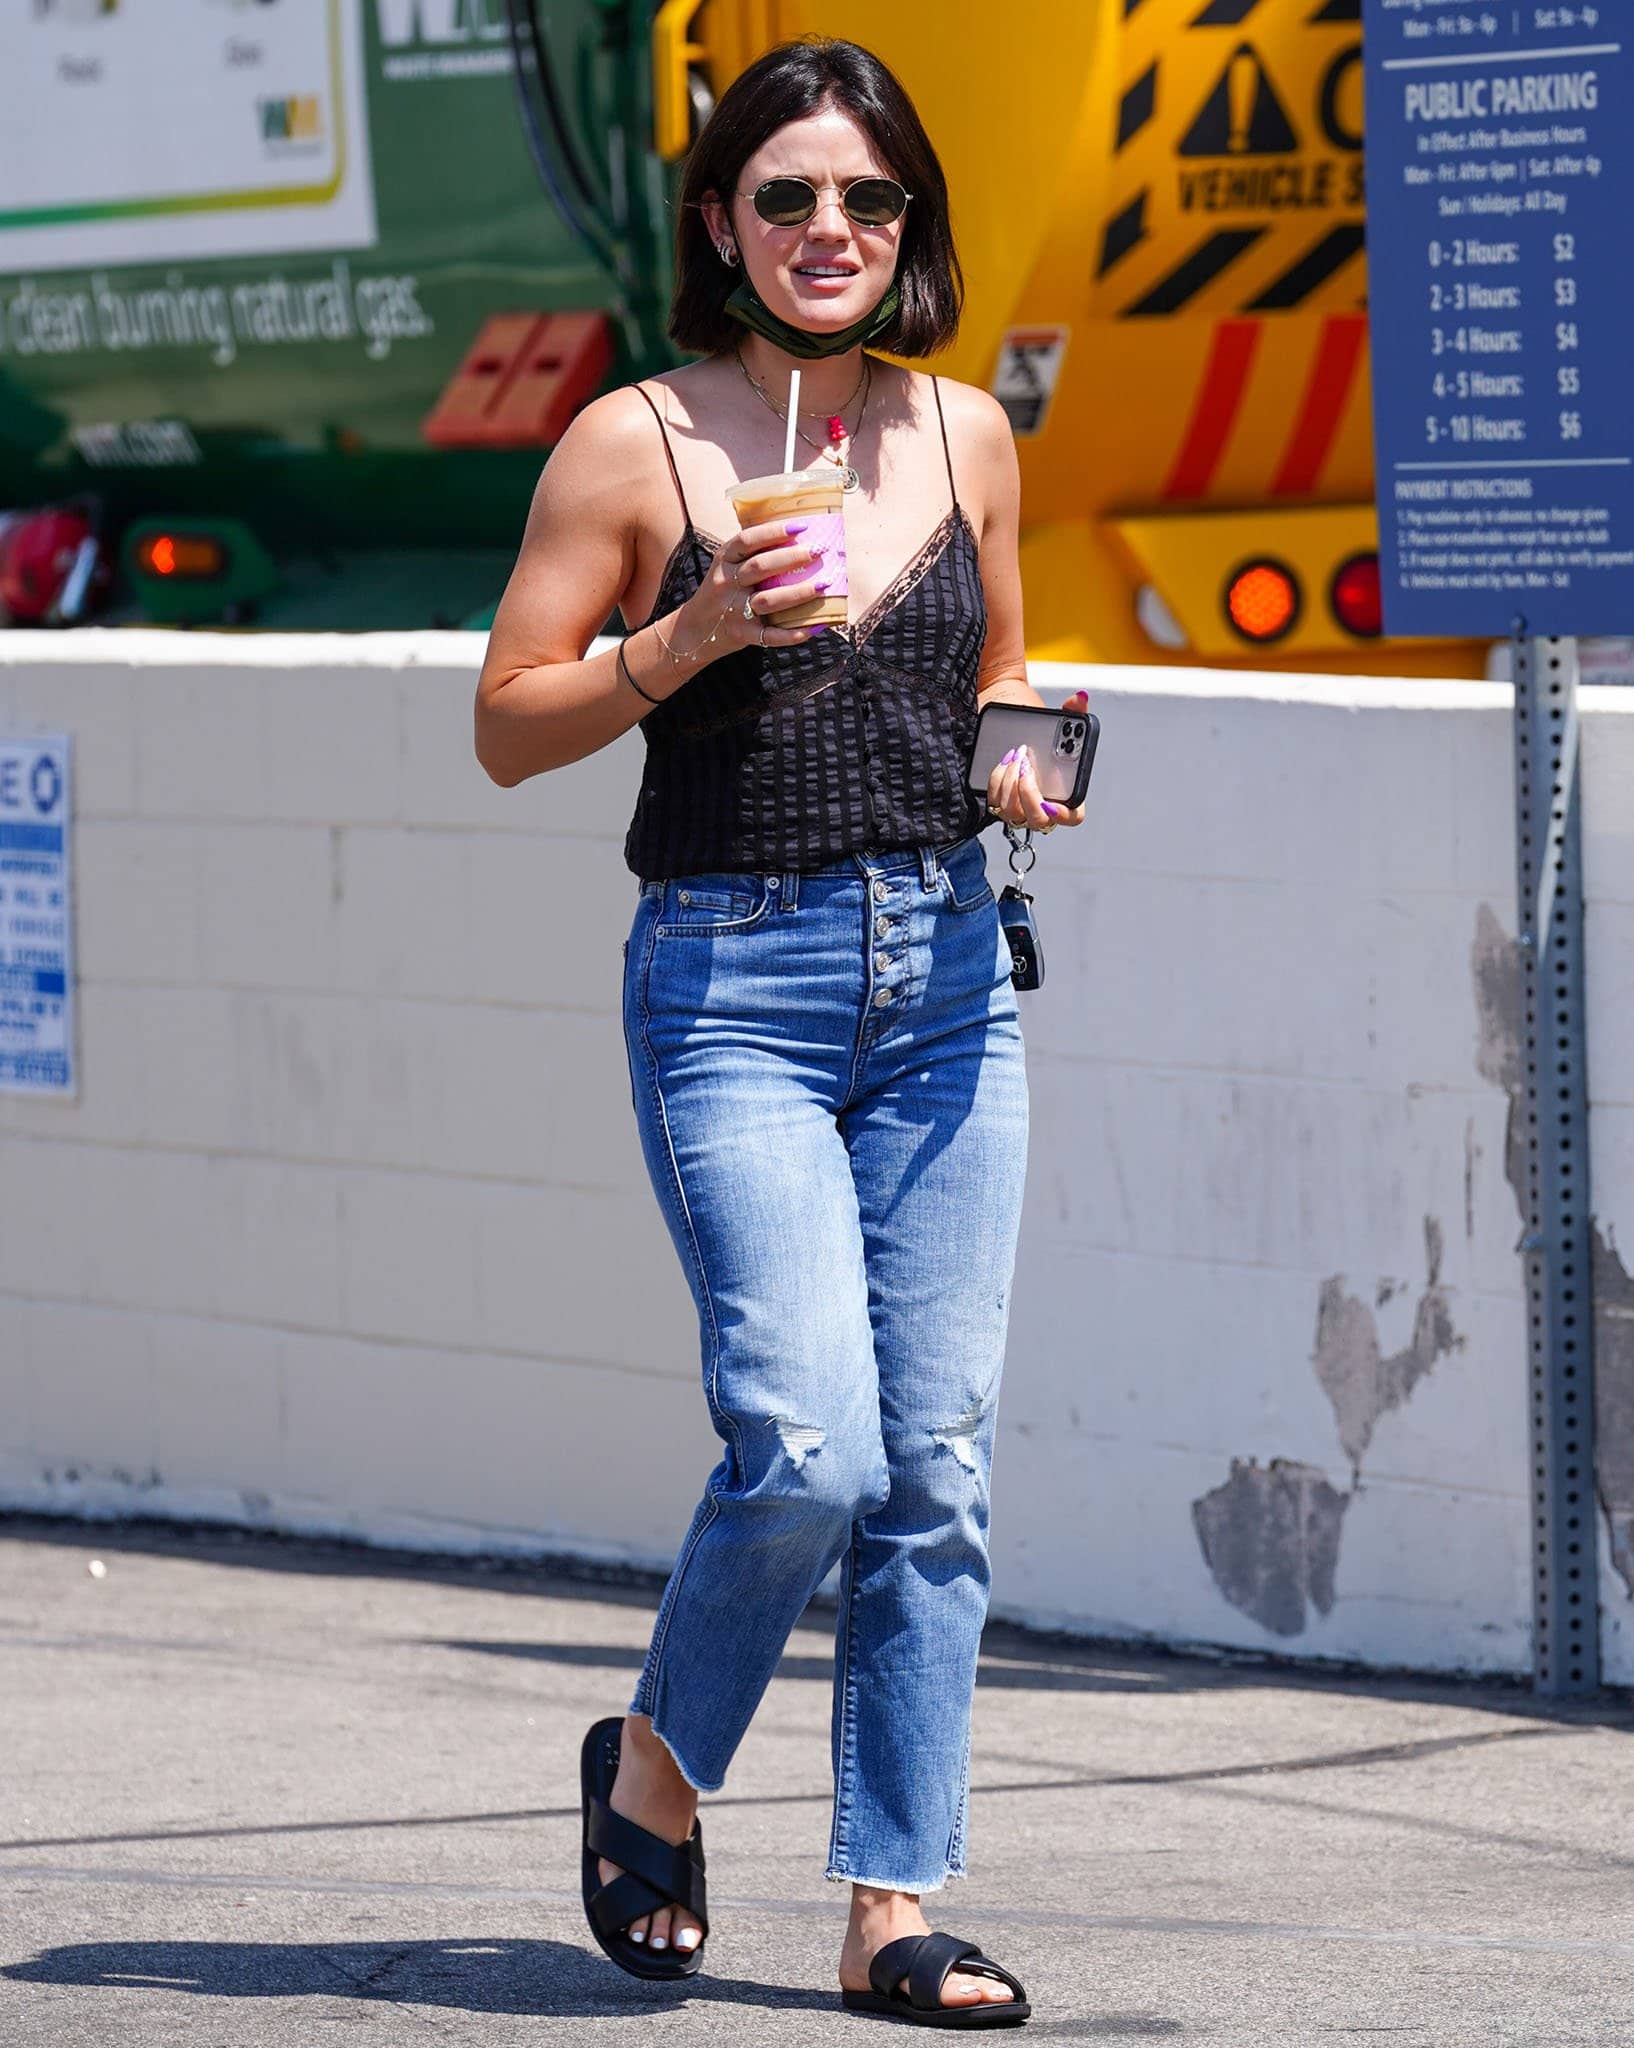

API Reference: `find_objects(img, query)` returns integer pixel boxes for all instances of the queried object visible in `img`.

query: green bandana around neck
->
[722,275,901,360]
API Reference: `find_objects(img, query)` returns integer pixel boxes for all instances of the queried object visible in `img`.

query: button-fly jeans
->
[620,831,1029,1893]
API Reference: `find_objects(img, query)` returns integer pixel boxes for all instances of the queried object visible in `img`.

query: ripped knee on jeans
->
[770,1415,826,1469]
[930,1396,987,1473]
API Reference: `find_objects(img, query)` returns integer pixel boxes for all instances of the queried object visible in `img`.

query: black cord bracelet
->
[617,636,663,708]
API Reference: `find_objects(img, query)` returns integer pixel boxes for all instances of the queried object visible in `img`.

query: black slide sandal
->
[841,1930,1031,2027]
[580,1715,709,1980]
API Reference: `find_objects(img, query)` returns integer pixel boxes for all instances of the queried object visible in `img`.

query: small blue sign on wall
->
[0,734,74,1098]
[1363,6,1634,637]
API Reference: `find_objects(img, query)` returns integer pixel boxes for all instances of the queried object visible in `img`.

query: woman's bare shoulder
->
[923,370,1013,449]
[547,380,669,479]
[549,363,721,481]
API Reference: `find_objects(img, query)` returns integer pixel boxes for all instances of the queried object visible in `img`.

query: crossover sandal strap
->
[589,1870,666,1941]
[586,1798,710,1930]
[868,1931,1027,2010]
[908,1932,985,2011]
[867,1933,968,2006]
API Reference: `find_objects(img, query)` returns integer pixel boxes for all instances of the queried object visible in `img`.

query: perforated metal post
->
[1511,631,1600,1695]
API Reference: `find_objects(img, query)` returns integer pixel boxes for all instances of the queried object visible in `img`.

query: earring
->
[717,241,740,267]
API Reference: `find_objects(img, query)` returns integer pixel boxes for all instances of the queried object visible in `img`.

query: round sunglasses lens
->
[754,179,816,224]
[845,179,906,224]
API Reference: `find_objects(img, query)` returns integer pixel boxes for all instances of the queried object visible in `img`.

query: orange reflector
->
[136,533,227,580]
[1224,559,1300,644]
[1330,551,1382,638]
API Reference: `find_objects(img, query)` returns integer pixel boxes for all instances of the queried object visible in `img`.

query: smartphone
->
[965,700,1099,811]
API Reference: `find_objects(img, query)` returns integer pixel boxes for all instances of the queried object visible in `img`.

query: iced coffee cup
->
[726,469,848,628]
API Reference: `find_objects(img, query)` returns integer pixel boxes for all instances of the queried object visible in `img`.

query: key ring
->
[1002,821,1037,880]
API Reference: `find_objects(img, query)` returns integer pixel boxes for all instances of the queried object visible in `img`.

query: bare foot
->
[838,1885,1016,2008]
[595,1713,704,1955]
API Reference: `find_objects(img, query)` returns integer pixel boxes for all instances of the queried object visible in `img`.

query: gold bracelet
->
[651,606,725,668]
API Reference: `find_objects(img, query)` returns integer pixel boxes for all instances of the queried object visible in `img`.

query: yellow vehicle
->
[1,0,1479,667]
[661,0,1478,676]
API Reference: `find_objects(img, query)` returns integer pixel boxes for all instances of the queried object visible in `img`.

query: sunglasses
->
[743,176,912,228]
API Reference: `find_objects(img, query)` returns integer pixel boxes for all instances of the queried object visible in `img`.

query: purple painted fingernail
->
[804,624,826,636]
[785,520,807,534]
[1043,801,1062,817]
[1000,748,1016,765]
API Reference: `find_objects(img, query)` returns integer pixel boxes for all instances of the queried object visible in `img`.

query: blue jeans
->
[619,832,1029,1893]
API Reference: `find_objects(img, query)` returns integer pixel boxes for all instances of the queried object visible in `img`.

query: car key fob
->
[998,884,1043,991]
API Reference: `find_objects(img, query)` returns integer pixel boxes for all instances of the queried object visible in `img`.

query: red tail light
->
[1330,551,1382,638]
[136,533,227,580]
[1224,559,1301,644]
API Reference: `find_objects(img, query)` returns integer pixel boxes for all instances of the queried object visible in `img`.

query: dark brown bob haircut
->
[668,38,963,360]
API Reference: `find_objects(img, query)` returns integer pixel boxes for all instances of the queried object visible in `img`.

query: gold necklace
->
[734,348,870,492]
[735,345,866,417]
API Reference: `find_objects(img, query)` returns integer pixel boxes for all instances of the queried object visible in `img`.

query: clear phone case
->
[965,702,1100,809]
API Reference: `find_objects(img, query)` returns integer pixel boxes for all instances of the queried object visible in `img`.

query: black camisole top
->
[621,372,991,881]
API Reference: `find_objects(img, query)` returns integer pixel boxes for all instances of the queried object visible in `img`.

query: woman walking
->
[476,36,1086,2026]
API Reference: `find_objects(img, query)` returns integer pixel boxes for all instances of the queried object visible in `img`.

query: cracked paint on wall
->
[1469,902,1634,1601]
[1192,1458,1351,1637]
[1313,1217,1465,1480]
[1190,1205,1458,1636]
[1471,901,1528,1212]
[1594,1232,1634,1598]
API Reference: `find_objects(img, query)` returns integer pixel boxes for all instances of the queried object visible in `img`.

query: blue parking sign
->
[1363,6,1634,636]
[0,734,74,1097]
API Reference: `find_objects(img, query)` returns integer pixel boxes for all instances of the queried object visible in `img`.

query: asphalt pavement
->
[2,1516,1631,2046]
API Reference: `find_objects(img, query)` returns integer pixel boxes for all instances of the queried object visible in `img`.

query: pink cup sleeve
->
[760,510,848,594]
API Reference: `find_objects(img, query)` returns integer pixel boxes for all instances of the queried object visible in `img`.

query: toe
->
[897,1971,981,2007]
[932,1970,1013,2007]
[626,1915,649,1945]
[673,1912,702,1953]
[648,1906,673,1950]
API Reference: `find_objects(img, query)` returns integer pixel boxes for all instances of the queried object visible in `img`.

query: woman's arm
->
[968,386,1048,714]
[474,387,823,787]
[960,385,1089,827]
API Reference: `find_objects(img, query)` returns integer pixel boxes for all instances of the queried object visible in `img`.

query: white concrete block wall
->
[1,633,1630,1682]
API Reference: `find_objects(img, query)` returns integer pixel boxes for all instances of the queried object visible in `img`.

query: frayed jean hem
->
[824,1865,968,1895]
[624,1699,726,1797]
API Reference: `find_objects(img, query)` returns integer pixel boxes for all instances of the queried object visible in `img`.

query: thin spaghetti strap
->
[930,373,958,515]
[632,382,694,529]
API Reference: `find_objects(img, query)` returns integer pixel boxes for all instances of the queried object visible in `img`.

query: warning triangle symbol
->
[1178,42,1299,156]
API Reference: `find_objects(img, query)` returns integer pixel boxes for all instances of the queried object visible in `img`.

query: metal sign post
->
[1360,7,1634,1692]
[1510,633,1598,1695]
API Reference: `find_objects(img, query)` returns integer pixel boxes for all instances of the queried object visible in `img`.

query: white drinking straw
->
[784,368,800,473]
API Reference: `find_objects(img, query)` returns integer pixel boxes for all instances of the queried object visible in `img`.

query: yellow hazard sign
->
[1092,0,1365,319]
[1179,42,1299,157]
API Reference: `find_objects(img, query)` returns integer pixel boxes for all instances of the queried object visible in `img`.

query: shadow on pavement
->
[8,1512,1633,1737]
[1,1940,1190,2035]
[0,1937,839,2016]
[428,1636,1186,1693]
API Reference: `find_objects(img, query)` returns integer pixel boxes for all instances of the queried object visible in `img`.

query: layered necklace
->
[733,344,872,492]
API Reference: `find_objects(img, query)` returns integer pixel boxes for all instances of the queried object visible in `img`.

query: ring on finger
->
[742,595,755,621]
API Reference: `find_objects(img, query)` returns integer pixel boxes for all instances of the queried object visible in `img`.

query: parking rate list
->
[1363,5,1633,637]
